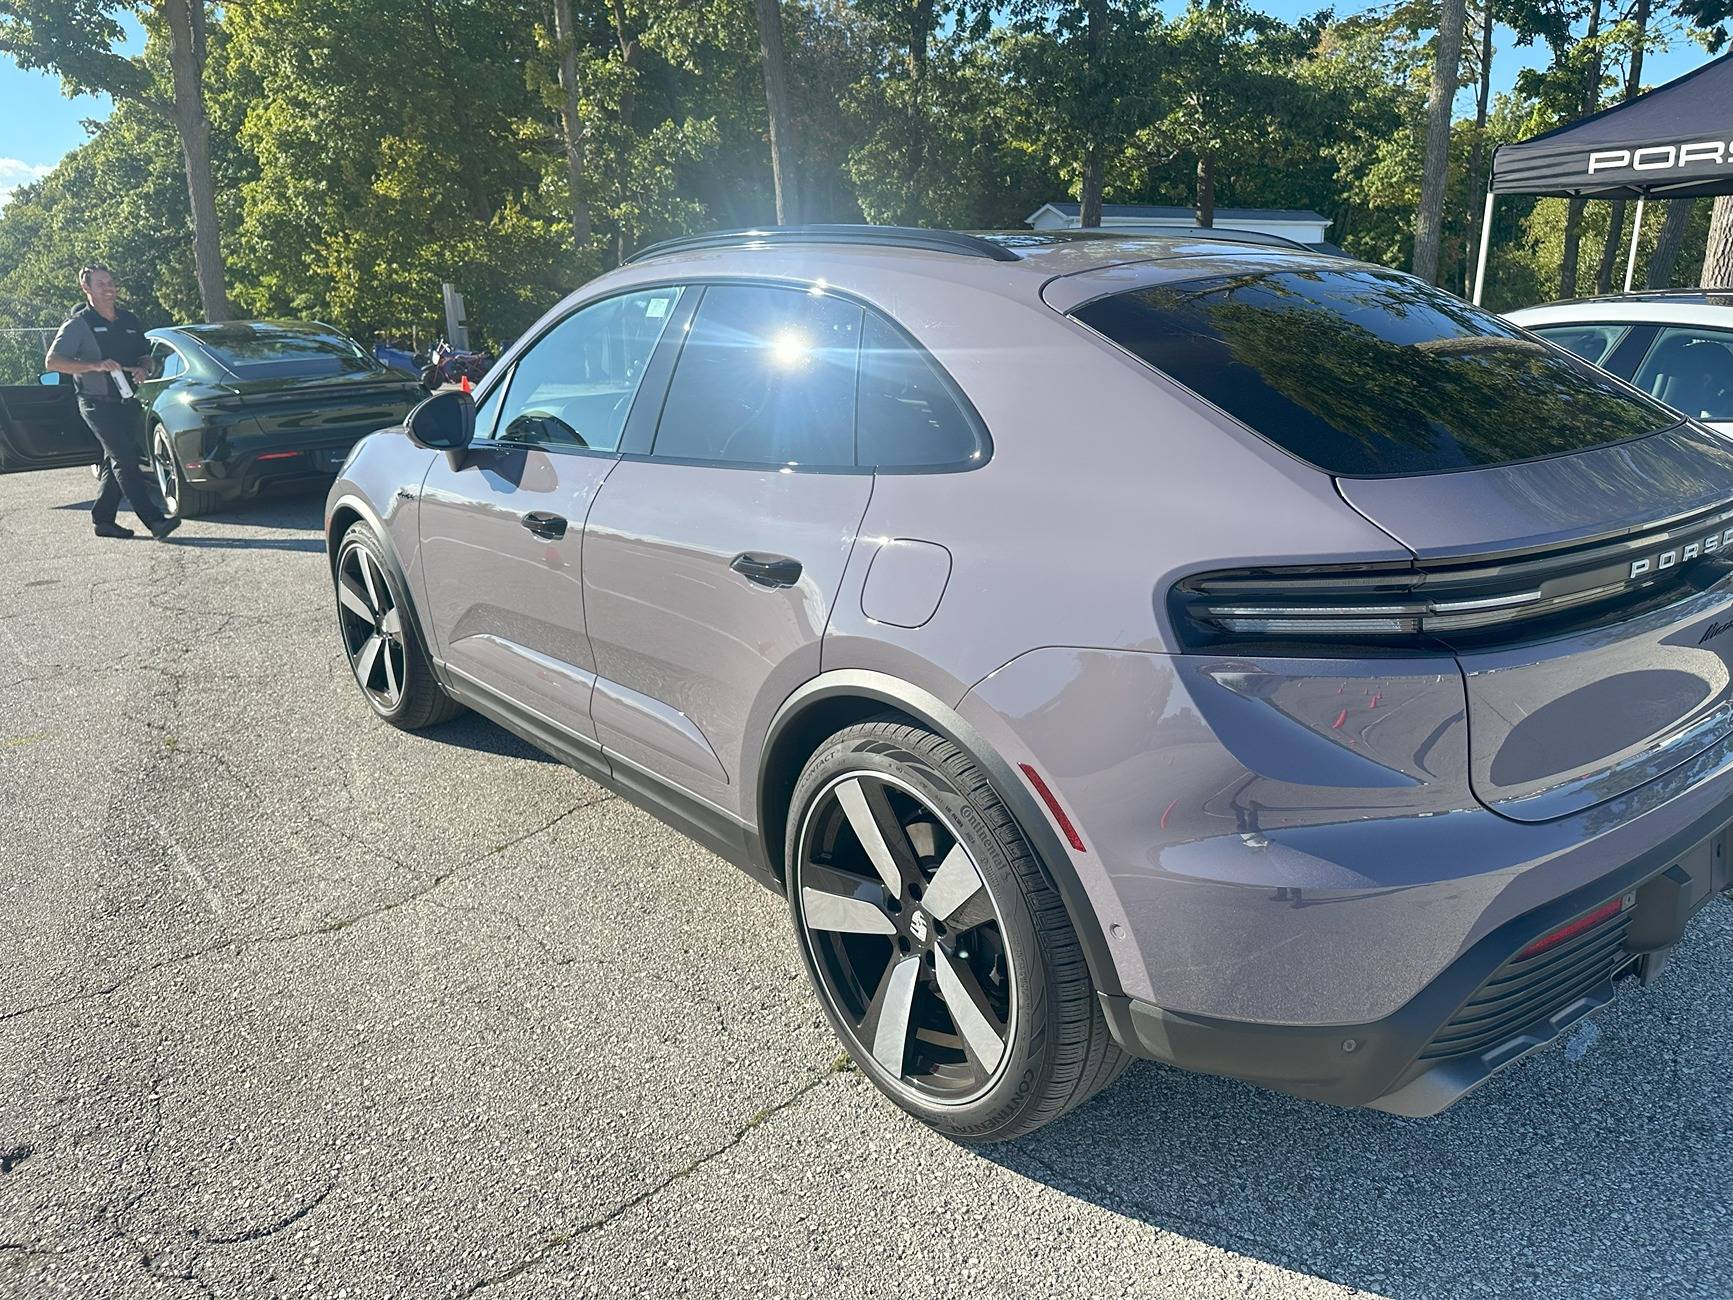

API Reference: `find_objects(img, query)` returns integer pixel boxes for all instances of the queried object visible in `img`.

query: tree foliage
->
[0,0,1727,362]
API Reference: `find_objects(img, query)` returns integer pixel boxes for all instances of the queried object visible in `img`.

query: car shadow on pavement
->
[53,485,330,534]
[420,711,559,764]
[985,932,1730,1300]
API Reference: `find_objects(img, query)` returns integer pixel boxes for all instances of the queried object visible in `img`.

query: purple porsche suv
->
[326,226,1731,1141]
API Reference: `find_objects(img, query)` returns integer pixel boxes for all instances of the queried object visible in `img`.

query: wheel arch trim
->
[758,669,1123,998]
[326,490,437,671]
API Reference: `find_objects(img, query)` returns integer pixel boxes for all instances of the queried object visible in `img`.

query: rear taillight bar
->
[1173,500,1733,653]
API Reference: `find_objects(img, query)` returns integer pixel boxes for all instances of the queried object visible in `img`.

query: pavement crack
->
[0,795,615,1027]
[458,1061,849,1296]
[201,1180,335,1246]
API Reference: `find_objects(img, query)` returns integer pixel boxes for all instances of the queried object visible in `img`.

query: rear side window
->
[1531,323,1628,366]
[1073,267,1677,476]
[857,314,983,468]
[654,285,862,467]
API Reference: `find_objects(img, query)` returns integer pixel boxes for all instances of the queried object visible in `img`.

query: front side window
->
[491,287,682,452]
[1073,267,1678,476]
[653,285,862,467]
[1629,327,1733,423]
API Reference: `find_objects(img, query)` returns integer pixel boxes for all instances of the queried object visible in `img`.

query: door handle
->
[521,511,568,540]
[730,552,803,588]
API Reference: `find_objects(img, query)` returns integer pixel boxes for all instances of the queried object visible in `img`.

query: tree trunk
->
[161,0,228,321]
[1704,196,1733,287]
[1461,1,1494,295]
[1078,0,1107,228]
[1595,201,1626,294]
[1412,0,1466,284]
[1560,0,1603,299]
[752,0,800,225]
[1560,199,1586,298]
[1080,140,1104,227]
[903,0,934,225]
[551,0,592,256]
[1645,199,1693,289]
[1594,0,1650,294]
[1195,151,1215,228]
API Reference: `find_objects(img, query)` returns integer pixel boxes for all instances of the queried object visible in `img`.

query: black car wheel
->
[151,426,219,519]
[787,719,1128,1142]
[334,522,460,729]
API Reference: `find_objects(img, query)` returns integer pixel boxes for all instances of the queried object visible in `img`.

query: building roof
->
[1030,202,1330,224]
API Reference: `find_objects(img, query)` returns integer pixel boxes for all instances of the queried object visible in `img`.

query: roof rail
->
[625,224,1020,265]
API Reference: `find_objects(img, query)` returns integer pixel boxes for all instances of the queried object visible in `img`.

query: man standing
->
[45,265,179,541]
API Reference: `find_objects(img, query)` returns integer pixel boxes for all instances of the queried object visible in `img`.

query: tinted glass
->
[1630,327,1733,422]
[199,325,379,380]
[1074,267,1677,476]
[1532,323,1627,366]
[493,287,681,452]
[152,342,185,380]
[654,285,862,467]
[856,314,981,467]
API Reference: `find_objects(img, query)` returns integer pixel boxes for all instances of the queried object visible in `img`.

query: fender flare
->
[759,669,1123,998]
[326,490,437,668]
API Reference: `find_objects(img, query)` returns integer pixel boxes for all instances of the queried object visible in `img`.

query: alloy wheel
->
[335,543,407,711]
[794,771,1015,1104]
[151,431,181,518]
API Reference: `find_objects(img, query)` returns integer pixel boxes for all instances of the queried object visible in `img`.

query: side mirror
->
[405,389,475,451]
[38,371,67,387]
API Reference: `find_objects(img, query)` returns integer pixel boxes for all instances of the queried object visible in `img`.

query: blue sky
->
[0,4,1714,207]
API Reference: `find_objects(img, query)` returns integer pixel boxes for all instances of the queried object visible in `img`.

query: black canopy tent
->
[1472,52,1733,304]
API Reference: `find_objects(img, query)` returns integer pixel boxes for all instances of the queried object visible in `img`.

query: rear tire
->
[334,521,460,730]
[786,719,1127,1143]
[152,426,221,520]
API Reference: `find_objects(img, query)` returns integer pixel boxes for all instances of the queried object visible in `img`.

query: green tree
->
[1005,0,1161,227]
[0,0,231,319]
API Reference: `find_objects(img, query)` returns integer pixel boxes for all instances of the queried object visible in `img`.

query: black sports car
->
[0,320,423,518]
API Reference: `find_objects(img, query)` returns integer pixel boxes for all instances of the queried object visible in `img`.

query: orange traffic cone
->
[460,373,472,393]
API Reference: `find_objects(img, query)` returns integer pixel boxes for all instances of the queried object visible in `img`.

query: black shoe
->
[148,518,181,542]
[93,521,135,539]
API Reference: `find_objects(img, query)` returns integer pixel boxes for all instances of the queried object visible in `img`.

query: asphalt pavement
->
[0,467,1727,1299]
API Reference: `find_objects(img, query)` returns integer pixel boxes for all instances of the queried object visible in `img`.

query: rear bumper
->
[1100,815,1729,1114]
[956,644,1733,1109]
[185,440,356,495]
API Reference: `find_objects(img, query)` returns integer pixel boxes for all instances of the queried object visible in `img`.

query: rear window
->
[1073,267,1677,476]
[200,327,380,380]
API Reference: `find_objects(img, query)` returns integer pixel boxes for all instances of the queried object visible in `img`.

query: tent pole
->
[1623,195,1646,293]
[1472,191,1495,305]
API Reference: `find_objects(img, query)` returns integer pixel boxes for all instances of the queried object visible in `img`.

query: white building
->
[1025,202,1337,252]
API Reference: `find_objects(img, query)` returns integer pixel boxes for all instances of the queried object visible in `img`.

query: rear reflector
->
[1019,763,1086,853]
[1516,895,1629,960]
[255,451,300,461]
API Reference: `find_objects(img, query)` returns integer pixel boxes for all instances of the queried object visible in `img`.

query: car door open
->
[0,376,100,473]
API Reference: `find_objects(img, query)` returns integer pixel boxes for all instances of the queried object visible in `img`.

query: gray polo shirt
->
[47,304,149,399]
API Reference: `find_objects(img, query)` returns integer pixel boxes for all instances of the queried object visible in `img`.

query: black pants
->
[78,397,165,530]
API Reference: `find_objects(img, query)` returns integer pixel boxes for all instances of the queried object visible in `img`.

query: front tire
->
[151,426,220,519]
[786,719,1127,1142]
[334,522,460,729]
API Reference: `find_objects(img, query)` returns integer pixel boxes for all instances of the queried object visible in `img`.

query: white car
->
[1506,291,1733,435]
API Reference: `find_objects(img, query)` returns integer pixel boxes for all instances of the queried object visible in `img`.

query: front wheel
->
[333,522,460,729]
[786,720,1127,1142]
